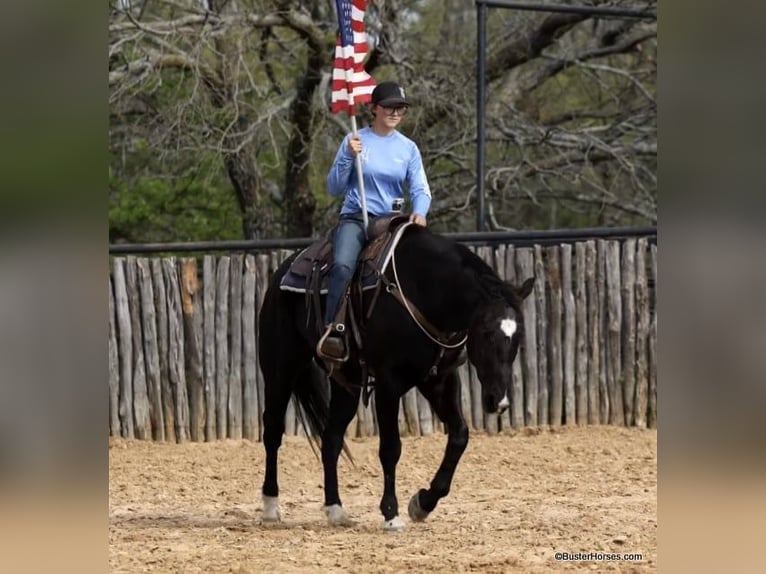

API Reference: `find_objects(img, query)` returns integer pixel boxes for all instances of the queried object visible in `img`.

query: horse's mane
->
[454,242,519,308]
[398,227,521,312]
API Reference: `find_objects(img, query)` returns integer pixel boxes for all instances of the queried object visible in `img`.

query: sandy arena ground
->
[109,426,656,573]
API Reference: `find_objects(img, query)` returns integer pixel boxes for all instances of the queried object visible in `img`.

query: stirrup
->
[317,323,349,363]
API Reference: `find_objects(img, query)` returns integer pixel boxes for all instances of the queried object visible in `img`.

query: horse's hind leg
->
[260,366,295,523]
[408,371,468,522]
[259,292,312,523]
[321,380,360,526]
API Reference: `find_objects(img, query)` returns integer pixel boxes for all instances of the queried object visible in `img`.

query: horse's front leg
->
[375,388,406,531]
[321,380,360,526]
[409,372,468,522]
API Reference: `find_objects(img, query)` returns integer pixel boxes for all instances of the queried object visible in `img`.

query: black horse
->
[258,223,534,530]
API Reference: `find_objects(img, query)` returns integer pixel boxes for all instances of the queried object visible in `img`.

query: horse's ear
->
[516,277,535,300]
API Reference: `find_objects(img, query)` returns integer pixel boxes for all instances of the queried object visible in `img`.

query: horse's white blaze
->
[384,515,406,531]
[499,318,517,338]
[262,495,281,522]
[324,504,354,526]
[498,393,510,410]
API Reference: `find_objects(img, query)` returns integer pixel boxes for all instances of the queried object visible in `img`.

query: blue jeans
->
[324,212,367,326]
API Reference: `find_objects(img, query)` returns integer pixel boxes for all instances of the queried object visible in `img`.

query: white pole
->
[347,93,369,237]
[349,115,369,236]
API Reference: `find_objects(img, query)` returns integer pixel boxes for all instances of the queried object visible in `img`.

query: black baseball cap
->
[371,81,409,107]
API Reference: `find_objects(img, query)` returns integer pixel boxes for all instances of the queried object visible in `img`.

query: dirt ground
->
[109,426,656,573]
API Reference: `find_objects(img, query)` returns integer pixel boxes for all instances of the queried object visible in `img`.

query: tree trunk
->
[284,31,325,237]
[224,149,263,239]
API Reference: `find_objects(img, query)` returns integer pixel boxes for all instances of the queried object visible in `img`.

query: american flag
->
[331,0,376,115]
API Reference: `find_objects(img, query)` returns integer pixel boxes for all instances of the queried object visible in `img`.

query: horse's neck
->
[394,235,482,333]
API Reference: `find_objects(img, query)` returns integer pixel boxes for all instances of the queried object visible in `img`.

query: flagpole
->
[347,95,369,237]
[334,0,373,237]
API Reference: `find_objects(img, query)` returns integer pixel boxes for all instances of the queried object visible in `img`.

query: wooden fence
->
[108,238,657,442]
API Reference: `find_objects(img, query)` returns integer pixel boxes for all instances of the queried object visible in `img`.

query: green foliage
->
[109,156,242,243]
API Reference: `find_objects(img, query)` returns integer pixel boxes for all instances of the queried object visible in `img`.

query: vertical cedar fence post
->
[181,258,205,442]
[214,256,230,439]
[561,244,576,426]
[402,387,421,437]
[228,255,244,440]
[605,241,624,426]
[516,247,538,427]
[574,243,588,425]
[108,238,657,440]
[137,258,164,441]
[634,238,650,428]
[545,246,563,427]
[533,246,548,426]
[108,276,121,438]
[458,359,474,431]
[621,239,637,426]
[648,243,658,428]
[112,258,134,438]
[202,255,217,441]
[126,257,151,440]
[242,254,259,441]
[585,241,600,425]
[164,257,190,442]
[504,244,525,430]
[416,389,433,437]
[151,259,175,441]
[596,240,610,424]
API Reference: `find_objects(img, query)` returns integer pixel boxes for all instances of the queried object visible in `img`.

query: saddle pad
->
[279,220,414,294]
[279,266,378,294]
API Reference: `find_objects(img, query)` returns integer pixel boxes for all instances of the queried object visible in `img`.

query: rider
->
[318,81,432,361]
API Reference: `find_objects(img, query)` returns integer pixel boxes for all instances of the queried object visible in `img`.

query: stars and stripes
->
[331,0,376,115]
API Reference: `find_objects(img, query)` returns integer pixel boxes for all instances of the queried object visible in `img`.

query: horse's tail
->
[292,362,354,465]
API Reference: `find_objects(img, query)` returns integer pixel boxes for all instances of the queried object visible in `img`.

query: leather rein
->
[378,239,468,350]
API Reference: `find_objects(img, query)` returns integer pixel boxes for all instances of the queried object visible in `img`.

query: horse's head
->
[466,277,534,414]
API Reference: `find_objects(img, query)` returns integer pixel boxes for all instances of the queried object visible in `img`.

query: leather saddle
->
[281,213,411,377]
[280,213,411,295]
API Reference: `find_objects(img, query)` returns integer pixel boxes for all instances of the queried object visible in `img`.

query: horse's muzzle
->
[483,392,510,414]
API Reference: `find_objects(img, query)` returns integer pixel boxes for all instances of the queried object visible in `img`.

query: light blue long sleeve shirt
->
[327,126,432,217]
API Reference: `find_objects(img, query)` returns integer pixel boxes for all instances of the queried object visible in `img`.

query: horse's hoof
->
[383,516,406,531]
[262,495,282,523]
[408,491,430,522]
[323,504,356,526]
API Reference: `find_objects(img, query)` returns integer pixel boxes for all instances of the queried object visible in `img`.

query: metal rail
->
[476,1,655,19]
[109,225,656,255]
